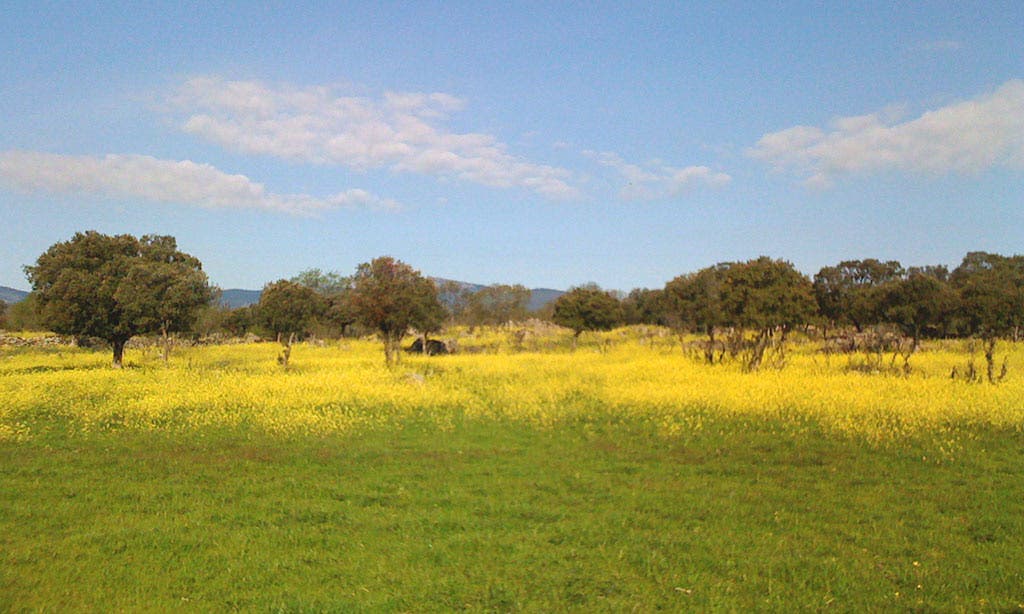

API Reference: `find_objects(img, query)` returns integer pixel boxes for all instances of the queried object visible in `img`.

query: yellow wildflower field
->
[2,328,1022,445]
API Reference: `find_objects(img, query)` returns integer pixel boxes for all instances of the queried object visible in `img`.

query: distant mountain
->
[218,289,262,308]
[0,286,29,304]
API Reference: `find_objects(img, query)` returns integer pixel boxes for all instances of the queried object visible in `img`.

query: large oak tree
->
[25,231,211,367]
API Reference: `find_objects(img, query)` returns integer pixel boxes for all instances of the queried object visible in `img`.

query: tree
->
[950,252,1024,382]
[813,259,904,331]
[435,279,472,325]
[878,269,957,350]
[290,268,351,296]
[4,293,43,331]
[25,231,211,367]
[349,256,446,365]
[223,306,256,337]
[550,285,622,347]
[464,284,531,326]
[257,280,325,367]
[664,263,732,363]
[0,299,6,330]
[115,236,213,362]
[621,288,667,326]
[291,268,355,338]
[721,257,816,370]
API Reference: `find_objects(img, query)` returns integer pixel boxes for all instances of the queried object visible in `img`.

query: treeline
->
[6,231,1023,379]
[612,254,1023,380]
[190,274,539,344]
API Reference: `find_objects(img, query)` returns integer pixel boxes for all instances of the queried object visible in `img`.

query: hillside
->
[0,286,29,304]
[218,289,263,309]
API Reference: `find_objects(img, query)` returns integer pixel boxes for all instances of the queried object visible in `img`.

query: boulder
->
[406,337,451,355]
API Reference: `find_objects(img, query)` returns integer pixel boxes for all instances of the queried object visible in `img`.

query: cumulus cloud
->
[0,150,399,215]
[168,76,580,200]
[584,150,731,200]
[749,79,1024,187]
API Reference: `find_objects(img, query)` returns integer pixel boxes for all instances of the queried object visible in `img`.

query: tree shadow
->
[6,363,115,375]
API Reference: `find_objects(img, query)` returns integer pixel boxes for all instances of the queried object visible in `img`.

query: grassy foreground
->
[2,332,1024,610]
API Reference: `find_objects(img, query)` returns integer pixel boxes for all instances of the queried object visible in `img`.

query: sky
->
[2,2,1023,292]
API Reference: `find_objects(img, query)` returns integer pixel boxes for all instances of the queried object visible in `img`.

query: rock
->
[406,337,451,355]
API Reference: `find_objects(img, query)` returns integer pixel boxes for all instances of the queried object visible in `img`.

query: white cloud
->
[169,76,580,200]
[749,79,1024,187]
[584,150,731,200]
[0,151,400,215]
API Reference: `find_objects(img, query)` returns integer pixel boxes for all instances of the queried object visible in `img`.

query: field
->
[2,329,1024,610]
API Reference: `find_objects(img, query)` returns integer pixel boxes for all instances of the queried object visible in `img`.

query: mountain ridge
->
[0,286,29,304]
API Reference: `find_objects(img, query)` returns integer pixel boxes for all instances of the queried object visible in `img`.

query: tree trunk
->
[384,334,402,366]
[746,329,771,371]
[161,323,171,363]
[704,328,716,364]
[111,338,127,369]
[278,332,294,368]
[984,337,997,384]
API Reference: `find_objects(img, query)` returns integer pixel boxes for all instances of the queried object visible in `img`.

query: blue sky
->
[2,2,1022,292]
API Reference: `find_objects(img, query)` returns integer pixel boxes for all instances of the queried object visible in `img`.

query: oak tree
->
[950,252,1024,382]
[721,257,816,370]
[25,231,211,367]
[464,284,531,326]
[349,256,445,365]
[878,268,957,350]
[257,279,325,367]
[551,285,622,348]
[664,263,732,363]
[813,259,903,332]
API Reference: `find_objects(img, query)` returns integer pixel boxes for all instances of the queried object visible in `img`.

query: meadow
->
[2,328,1023,610]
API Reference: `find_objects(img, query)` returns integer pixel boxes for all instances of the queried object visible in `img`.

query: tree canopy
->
[813,259,903,331]
[349,256,445,365]
[949,252,1024,382]
[257,280,325,339]
[290,268,355,338]
[878,269,957,348]
[464,284,532,326]
[551,285,622,343]
[290,268,351,296]
[257,279,325,366]
[950,252,1024,340]
[723,257,816,332]
[24,231,211,367]
[663,263,732,363]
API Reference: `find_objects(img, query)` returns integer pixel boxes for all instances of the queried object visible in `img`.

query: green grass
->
[2,416,1024,611]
